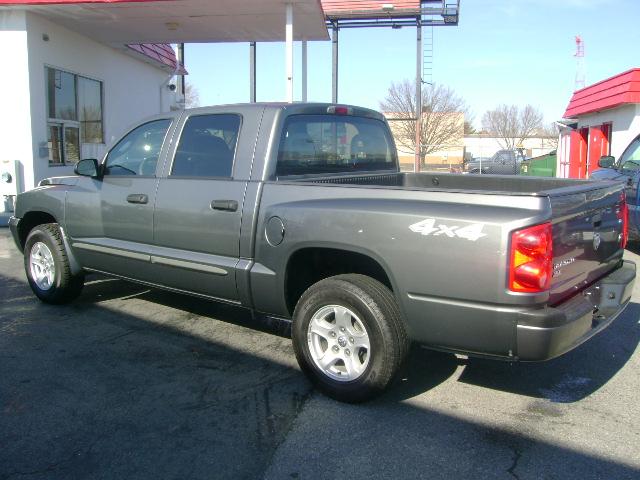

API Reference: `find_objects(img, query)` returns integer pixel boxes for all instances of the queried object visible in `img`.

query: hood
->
[38,176,79,187]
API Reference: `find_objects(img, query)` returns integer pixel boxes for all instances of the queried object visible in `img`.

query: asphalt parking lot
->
[1,228,639,480]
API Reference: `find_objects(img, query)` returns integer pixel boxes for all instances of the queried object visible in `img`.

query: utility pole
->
[415,20,422,172]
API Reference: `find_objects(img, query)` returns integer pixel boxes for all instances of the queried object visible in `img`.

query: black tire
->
[23,223,84,304]
[292,274,409,403]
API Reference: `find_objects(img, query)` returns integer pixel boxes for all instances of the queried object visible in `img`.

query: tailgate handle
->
[126,194,148,204]
[211,200,238,212]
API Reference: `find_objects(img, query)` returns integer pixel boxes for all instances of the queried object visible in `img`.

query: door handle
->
[126,194,148,204]
[210,200,238,212]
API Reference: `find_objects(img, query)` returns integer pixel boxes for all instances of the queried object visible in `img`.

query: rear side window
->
[171,114,241,178]
[276,114,396,176]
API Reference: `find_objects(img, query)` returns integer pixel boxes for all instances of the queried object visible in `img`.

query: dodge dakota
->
[9,103,635,402]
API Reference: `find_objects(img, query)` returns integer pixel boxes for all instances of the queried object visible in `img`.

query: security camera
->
[168,84,177,92]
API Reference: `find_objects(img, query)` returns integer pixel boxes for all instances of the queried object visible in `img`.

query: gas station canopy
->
[1,0,330,43]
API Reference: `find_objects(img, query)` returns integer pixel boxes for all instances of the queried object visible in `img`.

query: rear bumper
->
[8,216,22,252]
[405,260,635,361]
[516,260,635,361]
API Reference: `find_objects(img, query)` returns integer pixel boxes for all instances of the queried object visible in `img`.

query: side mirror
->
[74,158,101,178]
[598,155,616,168]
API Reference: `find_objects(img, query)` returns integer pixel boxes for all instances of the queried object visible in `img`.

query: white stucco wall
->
[576,104,640,160]
[464,136,556,159]
[0,11,34,194]
[0,11,178,192]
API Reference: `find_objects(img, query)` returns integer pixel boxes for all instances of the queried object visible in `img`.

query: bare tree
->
[379,80,468,162]
[481,104,543,150]
[463,121,476,135]
[539,122,559,149]
[185,81,200,109]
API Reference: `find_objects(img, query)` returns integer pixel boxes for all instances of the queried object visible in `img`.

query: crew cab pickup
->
[9,103,635,402]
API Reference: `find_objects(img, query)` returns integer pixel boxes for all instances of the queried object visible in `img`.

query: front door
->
[65,118,174,280]
[618,135,640,237]
[152,113,246,302]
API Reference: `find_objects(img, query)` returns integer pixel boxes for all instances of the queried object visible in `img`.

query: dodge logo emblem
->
[593,232,601,251]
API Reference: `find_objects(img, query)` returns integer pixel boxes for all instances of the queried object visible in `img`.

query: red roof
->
[563,68,640,118]
[127,44,187,75]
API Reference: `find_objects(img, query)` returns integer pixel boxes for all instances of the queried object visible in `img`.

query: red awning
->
[564,68,640,118]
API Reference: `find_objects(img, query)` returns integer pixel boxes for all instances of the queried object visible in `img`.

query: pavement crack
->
[507,446,522,480]
[259,386,314,477]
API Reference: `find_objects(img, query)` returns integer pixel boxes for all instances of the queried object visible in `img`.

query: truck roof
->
[182,102,387,121]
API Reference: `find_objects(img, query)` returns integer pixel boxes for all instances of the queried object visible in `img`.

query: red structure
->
[558,68,640,179]
[564,68,640,118]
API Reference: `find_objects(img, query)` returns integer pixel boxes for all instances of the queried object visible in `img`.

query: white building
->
[464,135,556,160]
[0,9,185,201]
[557,68,640,179]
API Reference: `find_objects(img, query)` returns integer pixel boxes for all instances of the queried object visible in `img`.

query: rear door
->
[152,112,247,302]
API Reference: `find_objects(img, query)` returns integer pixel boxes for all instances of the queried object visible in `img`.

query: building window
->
[46,67,104,165]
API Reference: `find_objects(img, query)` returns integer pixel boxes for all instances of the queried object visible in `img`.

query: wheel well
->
[18,211,57,248]
[285,248,393,315]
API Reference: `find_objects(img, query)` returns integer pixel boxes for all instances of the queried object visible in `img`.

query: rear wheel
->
[292,274,409,403]
[24,223,84,304]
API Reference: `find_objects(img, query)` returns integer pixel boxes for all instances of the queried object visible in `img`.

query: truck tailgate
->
[549,183,626,305]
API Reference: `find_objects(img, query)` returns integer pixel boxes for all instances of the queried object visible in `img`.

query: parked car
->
[464,149,527,174]
[9,103,635,402]
[590,133,640,240]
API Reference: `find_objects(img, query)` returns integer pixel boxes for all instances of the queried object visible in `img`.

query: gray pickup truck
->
[9,103,636,402]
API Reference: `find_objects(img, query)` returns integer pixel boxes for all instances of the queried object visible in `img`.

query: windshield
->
[276,114,397,176]
[619,135,640,171]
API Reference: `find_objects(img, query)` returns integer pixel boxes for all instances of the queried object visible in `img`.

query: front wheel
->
[24,223,84,304]
[292,274,409,403]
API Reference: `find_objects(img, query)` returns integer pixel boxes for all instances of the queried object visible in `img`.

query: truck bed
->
[286,170,627,308]
[306,171,606,196]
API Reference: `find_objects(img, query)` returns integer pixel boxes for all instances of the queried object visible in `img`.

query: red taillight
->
[618,194,629,249]
[509,223,553,293]
[327,105,352,115]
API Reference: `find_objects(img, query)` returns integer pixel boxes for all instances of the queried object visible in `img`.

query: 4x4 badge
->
[409,218,487,241]
[593,232,601,251]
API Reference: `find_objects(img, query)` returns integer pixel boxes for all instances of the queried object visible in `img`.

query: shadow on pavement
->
[1,269,639,479]
[456,302,640,403]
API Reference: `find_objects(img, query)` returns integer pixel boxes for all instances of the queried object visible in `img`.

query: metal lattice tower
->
[574,35,585,91]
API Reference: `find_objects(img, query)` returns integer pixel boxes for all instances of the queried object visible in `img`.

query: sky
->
[184,0,640,128]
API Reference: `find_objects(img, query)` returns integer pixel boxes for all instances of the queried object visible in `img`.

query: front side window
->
[171,114,241,178]
[104,119,171,176]
[276,115,396,176]
[46,67,104,166]
[620,135,640,172]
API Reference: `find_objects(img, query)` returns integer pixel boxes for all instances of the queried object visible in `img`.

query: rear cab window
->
[276,114,397,177]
